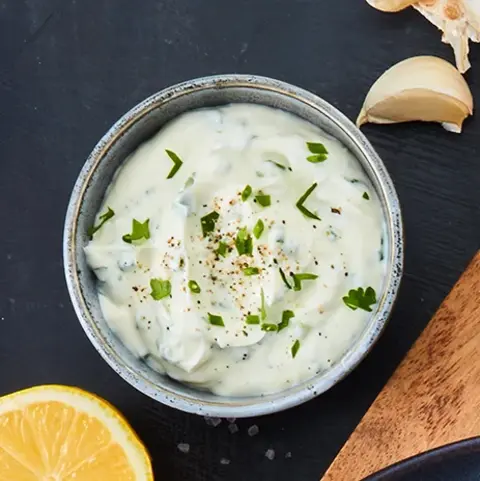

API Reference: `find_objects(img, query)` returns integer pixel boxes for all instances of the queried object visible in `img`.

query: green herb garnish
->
[278,310,295,332]
[307,142,328,153]
[255,193,271,207]
[243,267,260,276]
[291,339,300,358]
[306,142,328,163]
[150,278,171,300]
[235,227,253,256]
[267,159,287,170]
[165,149,183,179]
[122,219,150,243]
[88,207,115,238]
[188,280,201,294]
[343,287,377,312]
[201,211,220,237]
[291,273,318,291]
[296,183,321,221]
[279,268,292,289]
[208,313,225,327]
[363,192,370,200]
[245,314,260,325]
[261,323,278,332]
[260,288,267,320]
[307,155,327,163]
[253,219,264,239]
[216,241,229,258]
[241,185,252,201]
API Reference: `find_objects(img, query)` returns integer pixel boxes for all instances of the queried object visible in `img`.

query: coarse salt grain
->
[204,416,222,427]
[220,458,231,465]
[228,423,239,434]
[247,424,259,436]
[285,452,292,459]
[265,448,275,460]
[177,443,190,453]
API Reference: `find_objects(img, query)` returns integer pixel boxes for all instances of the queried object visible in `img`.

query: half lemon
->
[0,385,153,481]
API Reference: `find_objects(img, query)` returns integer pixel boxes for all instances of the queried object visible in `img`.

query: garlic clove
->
[357,56,473,132]
[366,0,416,12]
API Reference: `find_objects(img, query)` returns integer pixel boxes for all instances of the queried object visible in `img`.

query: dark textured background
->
[0,1,479,480]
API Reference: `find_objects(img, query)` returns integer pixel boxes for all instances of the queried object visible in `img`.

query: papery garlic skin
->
[414,0,480,73]
[366,0,480,73]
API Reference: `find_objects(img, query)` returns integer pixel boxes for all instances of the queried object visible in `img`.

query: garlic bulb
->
[414,0,480,73]
[366,0,480,73]
[357,56,474,132]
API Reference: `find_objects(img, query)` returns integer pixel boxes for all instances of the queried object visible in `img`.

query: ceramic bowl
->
[63,74,404,417]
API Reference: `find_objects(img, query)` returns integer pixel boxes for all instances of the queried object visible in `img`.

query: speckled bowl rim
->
[63,74,404,417]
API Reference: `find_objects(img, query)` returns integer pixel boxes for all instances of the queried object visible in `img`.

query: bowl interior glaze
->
[64,75,403,417]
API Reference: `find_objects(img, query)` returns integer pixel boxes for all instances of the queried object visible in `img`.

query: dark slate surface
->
[0,1,479,480]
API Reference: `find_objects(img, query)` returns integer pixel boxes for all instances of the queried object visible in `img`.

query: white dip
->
[85,104,386,397]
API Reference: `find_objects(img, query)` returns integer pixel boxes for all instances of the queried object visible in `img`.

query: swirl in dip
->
[85,104,386,397]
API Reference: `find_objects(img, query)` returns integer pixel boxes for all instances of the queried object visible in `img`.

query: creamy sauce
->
[85,104,386,397]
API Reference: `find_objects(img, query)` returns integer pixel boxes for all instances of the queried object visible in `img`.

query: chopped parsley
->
[216,241,229,257]
[267,159,287,170]
[241,185,252,201]
[363,192,370,200]
[88,207,114,238]
[291,272,318,291]
[261,323,278,332]
[188,280,201,294]
[150,278,171,300]
[291,339,300,358]
[253,219,264,239]
[208,313,225,327]
[165,149,183,179]
[296,183,321,221]
[201,211,220,237]
[278,310,295,332]
[235,227,253,256]
[122,219,150,243]
[255,193,271,207]
[243,267,260,276]
[279,268,292,289]
[245,314,260,325]
[343,287,377,312]
[306,142,328,163]
[260,288,267,320]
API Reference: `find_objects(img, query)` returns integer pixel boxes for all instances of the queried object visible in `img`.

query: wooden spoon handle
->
[322,252,480,481]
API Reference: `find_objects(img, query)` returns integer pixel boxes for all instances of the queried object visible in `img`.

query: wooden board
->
[323,251,480,481]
